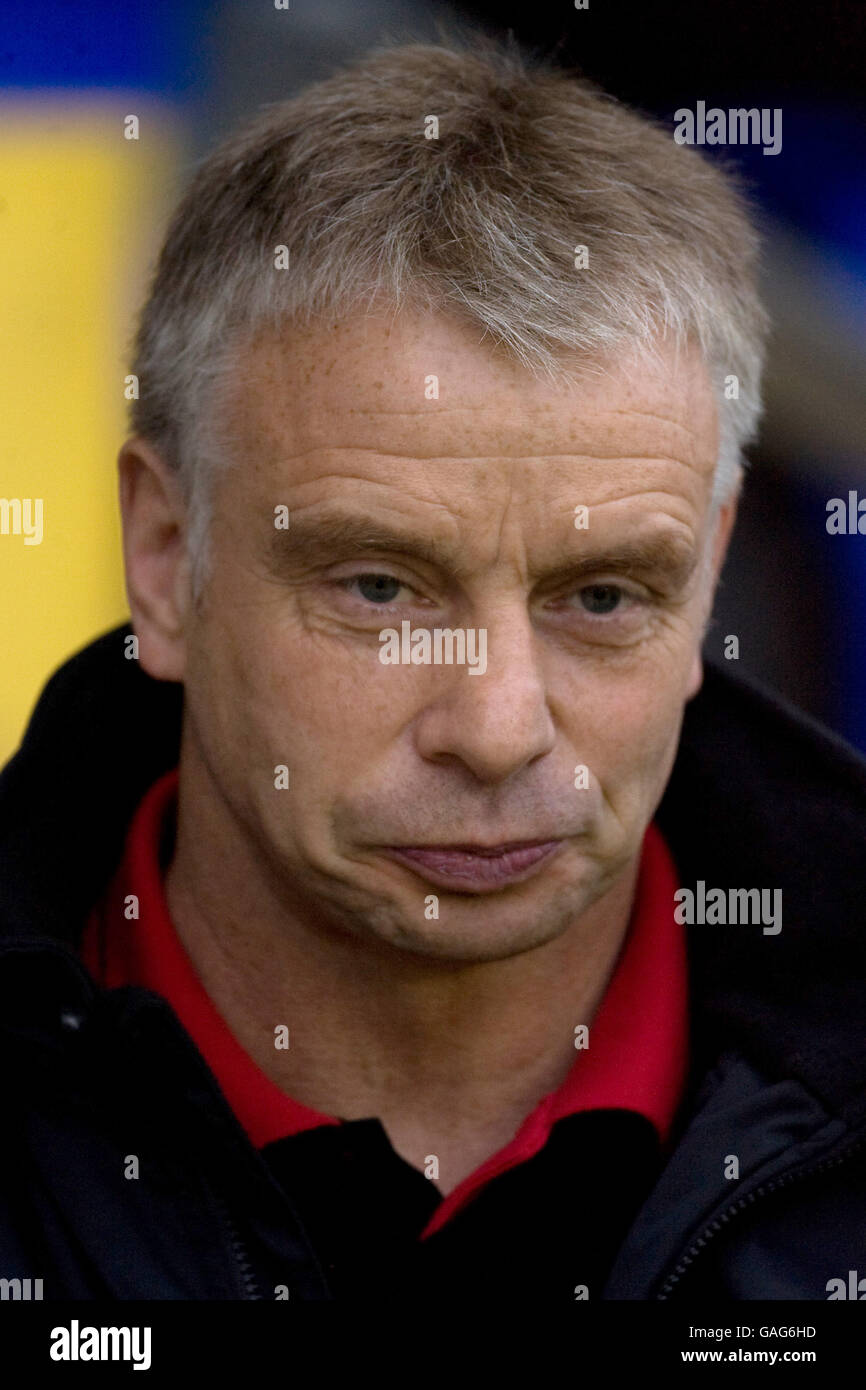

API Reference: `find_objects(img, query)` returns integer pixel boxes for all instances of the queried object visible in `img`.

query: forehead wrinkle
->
[324,401,705,429]
[570,483,705,517]
[256,423,706,464]
[235,389,711,470]
[489,461,533,583]
[259,446,710,480]
[261,469,477,526]
[278,403,701,433]
[600,407,710,446]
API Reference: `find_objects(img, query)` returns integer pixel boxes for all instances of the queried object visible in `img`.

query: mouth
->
[380,839,564,893]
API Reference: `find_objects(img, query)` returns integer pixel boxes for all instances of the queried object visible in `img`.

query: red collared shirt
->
[81,768,688,1238]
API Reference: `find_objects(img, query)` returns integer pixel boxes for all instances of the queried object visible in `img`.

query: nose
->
[412,609,556,784]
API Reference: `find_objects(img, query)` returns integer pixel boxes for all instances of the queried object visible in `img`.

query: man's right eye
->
[343,573,406,604]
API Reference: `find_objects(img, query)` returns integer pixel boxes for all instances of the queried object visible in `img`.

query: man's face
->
[165,311,730,963]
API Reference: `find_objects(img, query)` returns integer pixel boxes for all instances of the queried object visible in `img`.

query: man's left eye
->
[579,584,624,615]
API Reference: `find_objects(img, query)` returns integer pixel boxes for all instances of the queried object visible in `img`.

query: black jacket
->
[2,624,866,1301]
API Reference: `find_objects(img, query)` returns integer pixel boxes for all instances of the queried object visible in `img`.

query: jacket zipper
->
[212,1191,263,1301]
[656,1133,866,1299]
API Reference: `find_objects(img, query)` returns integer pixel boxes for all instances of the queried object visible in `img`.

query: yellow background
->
[0,101,179,764]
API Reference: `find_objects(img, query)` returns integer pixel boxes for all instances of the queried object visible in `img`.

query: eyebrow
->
[269,512,461,574]
[267,509,699,588]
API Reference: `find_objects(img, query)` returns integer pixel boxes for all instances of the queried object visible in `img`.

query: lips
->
[382,840,563,892]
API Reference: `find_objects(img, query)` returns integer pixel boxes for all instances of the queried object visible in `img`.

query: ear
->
[118,436,191,682]
[685,485,741,701]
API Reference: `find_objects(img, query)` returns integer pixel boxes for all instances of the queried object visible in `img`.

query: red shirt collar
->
[81,768,688,1235]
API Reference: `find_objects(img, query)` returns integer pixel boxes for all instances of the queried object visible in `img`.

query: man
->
[2,36,866,1304]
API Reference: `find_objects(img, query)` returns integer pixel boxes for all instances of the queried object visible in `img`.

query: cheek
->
[574,661,690,817]
[242,614,412,785]
[184,617,267,784]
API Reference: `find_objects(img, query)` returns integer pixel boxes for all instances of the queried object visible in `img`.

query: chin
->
[369,899,577,965]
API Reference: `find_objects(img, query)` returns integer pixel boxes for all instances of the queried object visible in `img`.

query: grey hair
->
[128,33,770,588]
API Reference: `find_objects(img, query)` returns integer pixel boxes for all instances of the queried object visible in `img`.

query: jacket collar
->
[3,623,866,1125]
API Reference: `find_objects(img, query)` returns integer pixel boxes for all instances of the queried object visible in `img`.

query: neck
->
[164,753,642,1195]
